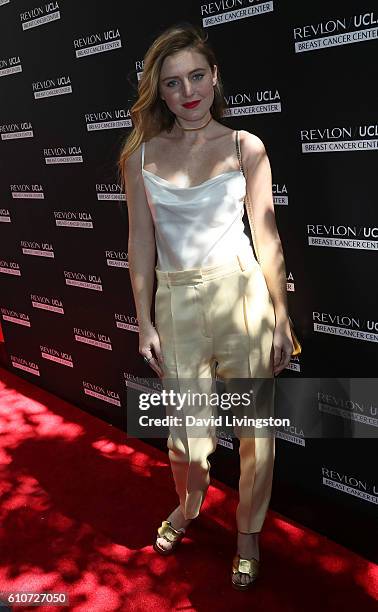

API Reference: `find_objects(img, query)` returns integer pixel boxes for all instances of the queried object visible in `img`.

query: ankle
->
[168,506,192,530]
[236,531,260,561]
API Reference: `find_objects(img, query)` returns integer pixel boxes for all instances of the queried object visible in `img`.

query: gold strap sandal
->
[153,520,186,555]
[231,554,260,590]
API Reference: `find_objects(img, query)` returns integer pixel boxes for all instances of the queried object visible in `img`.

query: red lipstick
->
[182,100,201,109]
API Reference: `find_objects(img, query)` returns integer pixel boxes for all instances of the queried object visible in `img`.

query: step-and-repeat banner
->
[0,1,376,560]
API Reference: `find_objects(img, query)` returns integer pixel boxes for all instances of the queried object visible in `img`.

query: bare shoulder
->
[239,129,266,156]
[124,142,143,173]
[123,142,147,202]
[142,133,169,158]
[238,130,268,176]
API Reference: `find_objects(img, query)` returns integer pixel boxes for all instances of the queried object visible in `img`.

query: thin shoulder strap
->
[141,141,145,171]
[235,130,245,176]
[235,130,260,264]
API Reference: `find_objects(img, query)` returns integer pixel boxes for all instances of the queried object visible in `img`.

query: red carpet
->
[0,366,376,612]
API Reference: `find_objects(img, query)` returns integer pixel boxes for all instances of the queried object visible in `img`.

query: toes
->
[234,572,251,586]
[156,537,172,551]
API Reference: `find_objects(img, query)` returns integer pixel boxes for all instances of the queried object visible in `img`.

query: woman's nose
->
[182,79,194,97]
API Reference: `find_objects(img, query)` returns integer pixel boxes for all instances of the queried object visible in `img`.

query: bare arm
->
[124,143,164,377]
[241,130,293,375]
[124,144,156,330]
[241,130,290,324]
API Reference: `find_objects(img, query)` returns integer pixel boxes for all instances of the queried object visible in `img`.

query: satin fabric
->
[141,138,254,272]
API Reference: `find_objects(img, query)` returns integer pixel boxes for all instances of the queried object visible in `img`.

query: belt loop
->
[237,254,246,272]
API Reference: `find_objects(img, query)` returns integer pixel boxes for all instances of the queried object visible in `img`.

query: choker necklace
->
[175,115,213,131]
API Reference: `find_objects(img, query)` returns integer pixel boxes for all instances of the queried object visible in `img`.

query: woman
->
[118,23,293,590]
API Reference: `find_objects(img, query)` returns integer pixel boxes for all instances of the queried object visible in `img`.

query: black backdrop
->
[0,1,377,561]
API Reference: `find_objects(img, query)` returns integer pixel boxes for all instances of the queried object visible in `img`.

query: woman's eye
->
[166,74,204,87]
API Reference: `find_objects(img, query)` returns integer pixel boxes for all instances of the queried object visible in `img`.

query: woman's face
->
[159,48,217,124]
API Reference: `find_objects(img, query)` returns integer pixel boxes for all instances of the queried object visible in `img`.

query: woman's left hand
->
[272,318,294,376]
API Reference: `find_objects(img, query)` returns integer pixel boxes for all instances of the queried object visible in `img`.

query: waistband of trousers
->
[155,252,258,286]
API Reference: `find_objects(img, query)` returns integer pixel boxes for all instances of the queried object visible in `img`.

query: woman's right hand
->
[139,323,164,378]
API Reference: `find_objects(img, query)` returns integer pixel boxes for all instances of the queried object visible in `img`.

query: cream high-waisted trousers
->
[154,251,276,533]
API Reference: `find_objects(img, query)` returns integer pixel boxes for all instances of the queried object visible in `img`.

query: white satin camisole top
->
[141,130,254,272]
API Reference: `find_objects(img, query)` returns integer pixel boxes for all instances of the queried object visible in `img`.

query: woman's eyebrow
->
[160,67,206,82]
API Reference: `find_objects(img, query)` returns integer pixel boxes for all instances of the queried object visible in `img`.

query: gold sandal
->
[231,554,260,590]
[153,520,186,555]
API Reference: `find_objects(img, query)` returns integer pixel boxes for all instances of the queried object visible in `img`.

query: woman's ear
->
[212,64,218,87]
